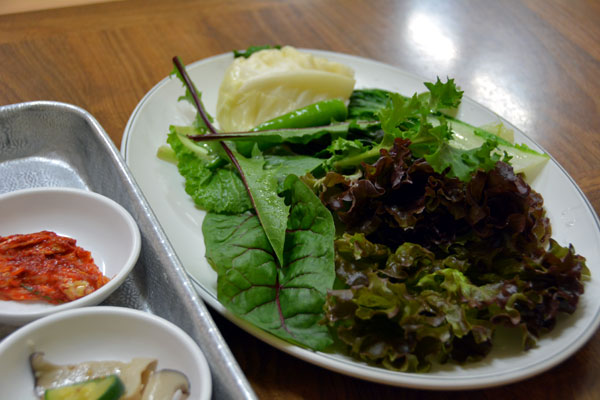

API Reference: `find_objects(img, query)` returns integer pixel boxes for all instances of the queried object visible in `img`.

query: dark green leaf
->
[348,89,393,120]
[228,146,289,265]
[203,175,336,349]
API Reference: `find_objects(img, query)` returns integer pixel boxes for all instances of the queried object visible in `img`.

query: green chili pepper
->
[252,99,348,131]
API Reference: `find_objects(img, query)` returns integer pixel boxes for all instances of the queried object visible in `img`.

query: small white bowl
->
[0,306,212,400]
[0,187,141,325]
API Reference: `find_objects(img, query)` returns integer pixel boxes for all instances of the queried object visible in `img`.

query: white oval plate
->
[0,306,211,399]
[121,50,600,390]
[0,187,141,325]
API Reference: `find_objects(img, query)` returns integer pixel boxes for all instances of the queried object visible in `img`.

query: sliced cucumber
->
[477,121,514,143]
[44,375,125,400]
[431,116,549,182]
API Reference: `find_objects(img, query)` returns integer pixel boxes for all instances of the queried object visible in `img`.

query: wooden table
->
[1,0,599,398]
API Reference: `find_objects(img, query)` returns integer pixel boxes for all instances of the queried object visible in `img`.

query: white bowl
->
[0,306,212,400]
[0,187,141,325]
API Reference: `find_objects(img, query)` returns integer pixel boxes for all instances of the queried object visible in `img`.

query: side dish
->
[0,231,109,304]
[31,352,190,400]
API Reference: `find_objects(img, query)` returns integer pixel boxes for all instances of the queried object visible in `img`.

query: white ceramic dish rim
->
[121,49,600,390]
[0,306,212,400]
[0,187,141,325]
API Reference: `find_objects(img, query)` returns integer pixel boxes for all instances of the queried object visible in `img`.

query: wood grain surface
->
[1,0,599,398]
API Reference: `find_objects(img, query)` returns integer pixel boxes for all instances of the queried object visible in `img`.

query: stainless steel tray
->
[0,101,256,400]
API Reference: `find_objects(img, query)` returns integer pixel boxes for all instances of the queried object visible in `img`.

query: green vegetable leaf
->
[406,118,454,158]
[425,137,509,181]
[167,127,252,214]
[327,133,395,171]
[378,93,421,137]
[229,146,289,265]
[263,154,324,191]
[423,77,464,111]
[348,89,392,120]
[203,175,336,349]
[321,137,369,171]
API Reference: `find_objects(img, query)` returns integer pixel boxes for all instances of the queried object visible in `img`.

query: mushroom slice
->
[141,369,190,400]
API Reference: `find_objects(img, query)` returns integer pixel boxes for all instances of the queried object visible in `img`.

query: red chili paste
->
[0,231,109,304]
